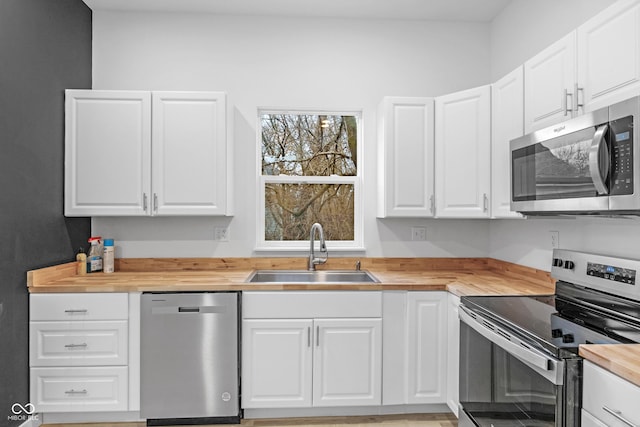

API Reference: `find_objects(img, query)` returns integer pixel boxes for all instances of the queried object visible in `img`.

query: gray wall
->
[0,1,91,424]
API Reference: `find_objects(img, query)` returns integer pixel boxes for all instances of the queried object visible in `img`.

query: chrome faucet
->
[308,223,328,271]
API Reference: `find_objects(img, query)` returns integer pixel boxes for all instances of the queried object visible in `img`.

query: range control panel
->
[587,262,636,285]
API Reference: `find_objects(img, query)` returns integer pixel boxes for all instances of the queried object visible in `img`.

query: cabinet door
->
[491,67,524,219]
[377,97,435,218]
[152,91,228,215]
[446,293,460,415]
[313,318,382,407]
[65,90,151,216]
[435,85,491,218]
[524,33,577,133]
[242,319,313,408]
[406,292,447,404]
[578,0,640,112]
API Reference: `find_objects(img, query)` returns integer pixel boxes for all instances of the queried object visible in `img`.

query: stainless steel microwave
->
[510,96,640,215]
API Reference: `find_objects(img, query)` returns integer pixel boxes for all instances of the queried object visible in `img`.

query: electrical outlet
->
[214,226,229,242]
[549,231,559,249]
[411,227,427,241]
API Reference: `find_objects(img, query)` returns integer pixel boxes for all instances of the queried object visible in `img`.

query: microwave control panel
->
[587,262,636,285]
[610,115,634,195]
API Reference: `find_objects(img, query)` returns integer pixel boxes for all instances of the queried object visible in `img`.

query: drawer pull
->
[64,389,88,395]
[603,406,638,427]
[64,309,88,314]
[64,343,88,349]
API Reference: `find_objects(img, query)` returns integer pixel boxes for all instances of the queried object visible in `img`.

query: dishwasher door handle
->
[151,305,229,315]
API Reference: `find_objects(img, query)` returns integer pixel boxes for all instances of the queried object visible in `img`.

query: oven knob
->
[564,260,575,270]
[553,258,564,267]
[551,329,563,338]
[562,333,575,343]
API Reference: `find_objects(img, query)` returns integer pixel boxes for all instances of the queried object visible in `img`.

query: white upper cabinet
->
[525,0,640,132]
[435,85,491,218]
[65,90,151,216]
[524,33,577,133]
[152,92,228,216]
[65,90,230,217]
[377,97,435,217]
[577,0,640,112]
[491,67,524,219]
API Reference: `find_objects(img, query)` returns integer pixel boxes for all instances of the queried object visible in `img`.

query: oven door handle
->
[459,305,564,385]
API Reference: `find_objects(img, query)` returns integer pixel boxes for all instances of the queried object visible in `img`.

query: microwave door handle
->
[589,124,610,195]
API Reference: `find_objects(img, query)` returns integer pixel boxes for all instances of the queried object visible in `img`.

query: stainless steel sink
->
[246,270,379,284]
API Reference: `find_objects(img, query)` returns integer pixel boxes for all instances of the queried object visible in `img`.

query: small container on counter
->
[76,248,87,275]
[87,236,103,273]
[103,238,115,273]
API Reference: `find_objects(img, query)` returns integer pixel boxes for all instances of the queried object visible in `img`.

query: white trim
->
[256,109,364,251]
[243,403,452,419]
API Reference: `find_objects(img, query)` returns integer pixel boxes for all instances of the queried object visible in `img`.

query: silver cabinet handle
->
[64,309,87,314]
[564,89,573,116]
[143,193,148,212]
[603,406,638,427]
[429,195,435,214]
[64,343,87,349]
[316,326,320,347]
[574,83,584,111]
[65,389,87,395]
[153,193,158,213]
[483,193,488,212]
[307,327,311,348]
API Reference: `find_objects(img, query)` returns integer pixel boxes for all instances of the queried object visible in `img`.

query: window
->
[257,110,363,250]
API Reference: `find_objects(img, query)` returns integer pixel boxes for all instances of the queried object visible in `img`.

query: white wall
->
[91,11,492,258]
[489,0,636,271]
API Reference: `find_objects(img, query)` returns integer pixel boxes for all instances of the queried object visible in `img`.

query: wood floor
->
[43,414,458,427]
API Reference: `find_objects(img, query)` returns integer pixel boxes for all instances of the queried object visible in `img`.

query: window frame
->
[255,108,364,251]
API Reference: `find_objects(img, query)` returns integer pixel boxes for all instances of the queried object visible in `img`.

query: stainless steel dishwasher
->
[140,292,240,425]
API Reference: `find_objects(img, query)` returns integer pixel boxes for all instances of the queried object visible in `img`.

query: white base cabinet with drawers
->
[242,292,382,411]
[29,293,140,420]
[582,360,640,427]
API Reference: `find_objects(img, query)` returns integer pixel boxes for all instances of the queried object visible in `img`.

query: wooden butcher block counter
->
[27,256,555,296]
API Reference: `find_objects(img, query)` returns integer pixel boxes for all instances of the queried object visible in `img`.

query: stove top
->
[461,250,640,359]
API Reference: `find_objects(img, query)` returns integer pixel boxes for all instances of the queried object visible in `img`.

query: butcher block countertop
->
[27,256,555,296]
[579,344,640,388]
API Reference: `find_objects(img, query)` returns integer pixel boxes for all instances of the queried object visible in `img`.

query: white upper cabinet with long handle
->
[377,97,435,217]
[491,67,524,219]
[435,85,491,218]
[524,33,577,133]
[577,0,640,112]
[65,90,152,216]
[65,90,230,217]
[152,91,228,216]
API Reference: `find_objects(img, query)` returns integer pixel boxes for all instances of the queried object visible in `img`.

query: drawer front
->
[30,293,128,321]
[30,366,128,412]
[583,361,640,427]
[30,321,128,367]
[581,409,608,427]
[243,291,382,318]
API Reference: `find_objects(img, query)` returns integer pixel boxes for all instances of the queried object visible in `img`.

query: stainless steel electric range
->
[458,249,640,427]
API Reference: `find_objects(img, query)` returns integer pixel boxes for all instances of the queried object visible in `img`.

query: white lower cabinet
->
[582,360,640,427]
[382,291,448,406]
[242,292,382,409]
[29,293,134,414]
[445,294,460,416]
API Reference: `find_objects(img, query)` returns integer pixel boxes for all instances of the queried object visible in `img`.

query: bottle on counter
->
[87,236,103,273]
[103,238,115,274]
[76,248,87,275]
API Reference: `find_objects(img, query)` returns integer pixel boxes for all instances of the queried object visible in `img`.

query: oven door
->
[458,305,581,427]
[510,107,611,214]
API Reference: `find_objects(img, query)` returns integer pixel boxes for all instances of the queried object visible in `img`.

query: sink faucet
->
[308,223,328,271]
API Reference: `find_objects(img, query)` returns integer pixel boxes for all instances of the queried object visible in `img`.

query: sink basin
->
[246,270,379,284]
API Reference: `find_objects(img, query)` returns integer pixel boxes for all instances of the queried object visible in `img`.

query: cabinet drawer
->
[583,360,640,427]
[30,321,128,367]
[30,366,128,412]
[30,293,128,321]
[243,291,382,318]
[581,409,607,427]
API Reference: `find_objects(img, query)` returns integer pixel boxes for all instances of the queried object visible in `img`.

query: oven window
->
[459,323,558,426]
[512,127,601,202]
